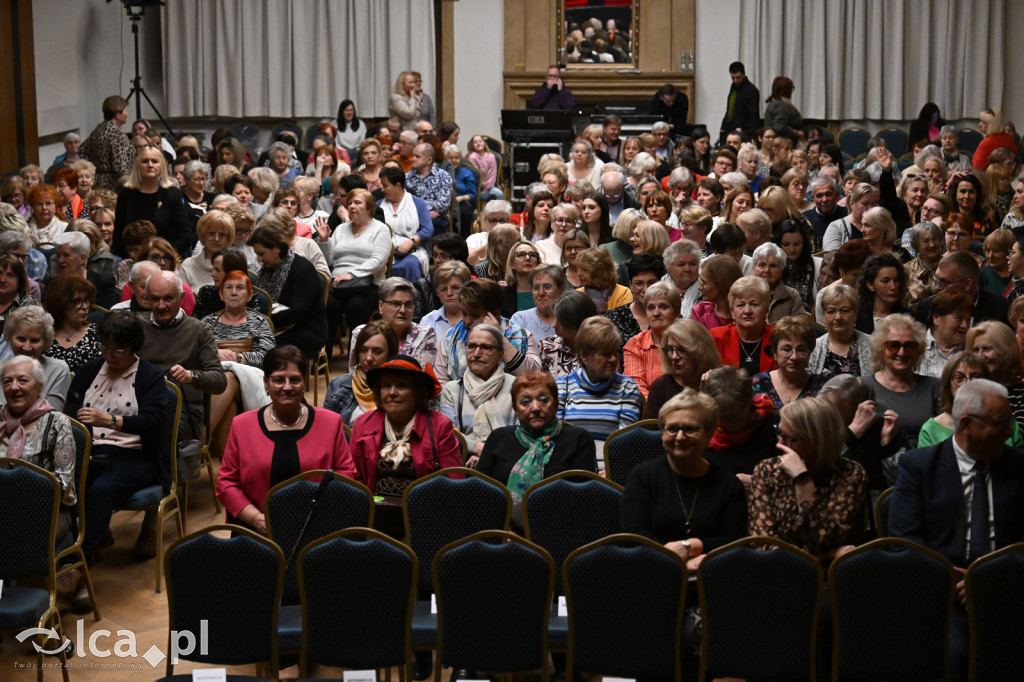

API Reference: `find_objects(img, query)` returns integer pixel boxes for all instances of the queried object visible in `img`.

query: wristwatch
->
[109,415,117,430]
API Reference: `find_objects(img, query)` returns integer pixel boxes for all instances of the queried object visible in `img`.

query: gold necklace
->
[672,474,698,534]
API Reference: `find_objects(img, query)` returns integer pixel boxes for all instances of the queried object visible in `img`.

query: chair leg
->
[73,546,102,621]
[203,450,222,513]
[181,482,190,520]
[155,506,165,593]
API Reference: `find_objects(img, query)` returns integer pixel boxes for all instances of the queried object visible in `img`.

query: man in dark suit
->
[911,251,1010,327]
[890,379,1024,681]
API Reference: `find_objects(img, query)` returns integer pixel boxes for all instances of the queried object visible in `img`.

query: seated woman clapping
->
[202,270,277,457]
[324,320,399,427]
[0,355,76,537]
[621,389,749,570]
[439,324,517,466]
[748,396,867,562]
[477,370,596,506]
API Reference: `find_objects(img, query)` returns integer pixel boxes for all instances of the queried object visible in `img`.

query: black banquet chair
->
[159,525,284,681]
[829,537,956,682]
[697,536,823,682]
[433,530,554,682]
[298,527,417,680]
[55,417,101,620]
[564,533,687,682]
[0,458,72,682]
[965,542,1024,682]
[603,420,663,486]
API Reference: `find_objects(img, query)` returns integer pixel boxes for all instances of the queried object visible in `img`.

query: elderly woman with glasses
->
[420,260,472,342]
[751,242,808,324]
[42,275,99,373]
[623,281,680,399]
[809,284,873,379]
[919,289,974,378]
[645,319,721,419]
[748,396,867,561]
[180,209,235,290]
[536,203,580,266]
[181,160,215,212]
[751,316,828,413]
[904,221,944,304]
[860,314,940,448]
[348,277,436,370]
[510,264,565,343]
[439,323,517,465]
[622,389,749,573]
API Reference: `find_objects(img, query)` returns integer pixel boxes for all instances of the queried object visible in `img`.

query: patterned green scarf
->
[507,419,563,503]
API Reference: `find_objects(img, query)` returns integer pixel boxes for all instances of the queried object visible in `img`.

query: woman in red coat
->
[710,276,777,375]
[350,354,463,497]
[217,346,357,534]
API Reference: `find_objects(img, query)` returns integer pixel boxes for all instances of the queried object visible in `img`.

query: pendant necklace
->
[672,474,698,534]
[739,337,762,363]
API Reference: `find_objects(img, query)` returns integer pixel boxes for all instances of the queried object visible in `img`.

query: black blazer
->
[112,185,194,259]
[911,290,1010,327]
[889,439,1024,567]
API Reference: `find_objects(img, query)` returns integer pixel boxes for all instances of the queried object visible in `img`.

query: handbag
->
[211,315,254,354]
[176,382,204,484]
[332,274,373,290]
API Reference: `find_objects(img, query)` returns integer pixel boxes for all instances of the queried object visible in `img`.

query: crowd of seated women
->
[5,94,1024,681]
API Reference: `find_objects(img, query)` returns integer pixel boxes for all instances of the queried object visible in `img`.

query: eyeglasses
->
[776,344,811,357]
[532,283,556,292]
[967,413,1012,430]
[70,298,90,309]
[951,372,982,386]
[552,217,571,225]
[466,342,499,353]
[268,376,304,387]
[885,340,921,354]
[515,251,539,260]
[235,228,253,238]
[148,253,172,263]
[485,216,506,225]
[823,307,855,316]
[206,232,230,240]
[99,344,128,356]
[661,345,689,358]
[278,199,298,207]
[10,252,27,262]
[383,300,414,311]
[921,206,945,217]
[946,231,970,240]
[189,175,209,183]
[663,423,704,438]
[934,275,964,289]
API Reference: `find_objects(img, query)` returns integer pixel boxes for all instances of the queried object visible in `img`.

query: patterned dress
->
[46,324,100,374]
[80,119,135,191]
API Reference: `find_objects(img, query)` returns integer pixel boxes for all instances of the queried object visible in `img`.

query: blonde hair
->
[633,220,670,256]
[727,275,770,307]
[124,147,176,189]
[778,397,846,471]
[574,316,621,357]
[966,320,1023,383]
[861,206,897,244]
[660,319,721,380]
[658,387,719,431]
[612,208,643,241]
[869,313,927,372]
[980,108,1008,136]
[197,209,236,246]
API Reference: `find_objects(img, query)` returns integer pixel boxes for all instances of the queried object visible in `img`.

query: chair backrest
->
[299,527,417,671]
[162,381,183,493]
[874,487,893,537]
[698,537,822,681]
[522,470,623,593]
[604,420,663,486]
[482,136,503,155]
[316,270,329,306]
[0,458,60,581]
[965,542,1024,682]
[838,127,871,159]
[957,128,984,155]
[452,429,469,464]
[266,471,374,603]
[565,533,686,681]
[403,468,512,592]
[876,128,908,157]
[164,525,284,672]
[829,537,955,681]
[272,124,303,147]
[251,286,272,316]
[67,417,91,544]
[434,530,553,674]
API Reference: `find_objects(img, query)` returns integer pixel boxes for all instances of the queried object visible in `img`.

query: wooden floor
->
[1,356,366,681]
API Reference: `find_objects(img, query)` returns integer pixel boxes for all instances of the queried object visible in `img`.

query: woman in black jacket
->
[112,146,193,259]
[248,220,326,359]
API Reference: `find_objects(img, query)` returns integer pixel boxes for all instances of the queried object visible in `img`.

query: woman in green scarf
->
[476,370,597,508]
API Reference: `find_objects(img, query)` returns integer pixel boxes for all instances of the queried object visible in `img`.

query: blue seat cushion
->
[411,600,437,648]
[123,485,164,508]
[0,586,51,628]
[277,604,302,651]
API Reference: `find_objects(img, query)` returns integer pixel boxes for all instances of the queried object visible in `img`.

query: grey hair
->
[819,374,869,403]
[0,207,31,236]
[652,121,670,133]
[602,163,626,174]
[752,241,787,269]
[601,171,626,190]
[809,174,838,191]
[3,306,55,348]
[628,153,657,179]
[718,171,749,189]
[737,146,759,163]
[399,130,418,144]
[525,182,548,201]
[268,141,292,157]
[908,221,944,251]
[913,145,943,168]
[952,378,1009,425]
[130,259,159,285]
[940,125,958,137]
[55,230,90,256]
[668,167,694,189]
[482,199,512,217]
[183,160,211,179]
[63,132,80,144]
[467,323,505,353]
[211,194,238,206]
[663,238,702,267]
[0,230,32,252]
[0,355,44,385]
[378,277,415,300]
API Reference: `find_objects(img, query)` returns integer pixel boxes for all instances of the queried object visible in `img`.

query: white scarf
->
[464,366,512,435]
[384,191,429,274]
[380,416,416,467]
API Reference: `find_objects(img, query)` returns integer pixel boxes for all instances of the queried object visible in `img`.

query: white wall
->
[694,0,741,135]
[33,0,165,166]
[451,0,505,141]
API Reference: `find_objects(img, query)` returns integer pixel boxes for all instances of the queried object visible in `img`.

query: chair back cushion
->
[0,463,58,579]
[967,545,1024,680]
[605,425,662,486]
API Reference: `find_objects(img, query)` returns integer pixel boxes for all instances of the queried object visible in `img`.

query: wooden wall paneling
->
[0,0,38,171]
[504,0,528,72]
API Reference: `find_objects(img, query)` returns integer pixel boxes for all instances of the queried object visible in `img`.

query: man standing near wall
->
[719,62,761,145]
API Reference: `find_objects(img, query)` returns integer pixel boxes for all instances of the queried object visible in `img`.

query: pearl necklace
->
[270,404,305,428]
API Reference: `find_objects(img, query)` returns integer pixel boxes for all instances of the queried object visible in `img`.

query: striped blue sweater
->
[555,368,643,441]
